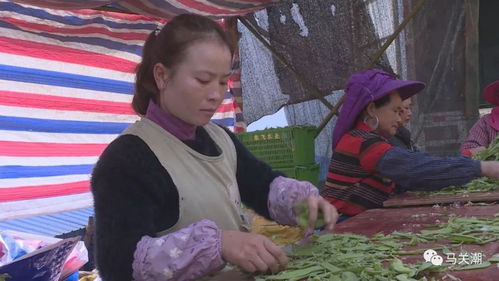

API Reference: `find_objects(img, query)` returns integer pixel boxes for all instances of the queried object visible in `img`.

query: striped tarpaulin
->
[10,0,279,19]
[0,0,242,220]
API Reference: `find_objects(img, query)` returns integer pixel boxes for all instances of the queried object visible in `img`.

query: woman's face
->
[154,40,232,126]
[367,91,403,137]
[399,98,413,127]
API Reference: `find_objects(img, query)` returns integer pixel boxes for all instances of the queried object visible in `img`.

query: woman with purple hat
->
[320,69,499,218]
[461,80,499,157]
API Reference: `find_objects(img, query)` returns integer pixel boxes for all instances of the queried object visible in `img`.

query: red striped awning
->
[0,0,245,219]
[9,0,280,19]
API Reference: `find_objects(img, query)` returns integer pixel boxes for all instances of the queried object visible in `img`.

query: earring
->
[372,115,379,130]
[363,115,379,130]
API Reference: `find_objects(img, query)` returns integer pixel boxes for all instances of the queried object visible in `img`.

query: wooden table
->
[210,205,499,280]
[208,271,252,281]
[383,190,499,207]
[334,205,499,280]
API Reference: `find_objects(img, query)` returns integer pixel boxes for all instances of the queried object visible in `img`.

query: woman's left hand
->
[302,196,339,234]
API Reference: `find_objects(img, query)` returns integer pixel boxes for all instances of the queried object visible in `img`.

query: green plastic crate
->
[237,126,316,168]
[275,164,320,187]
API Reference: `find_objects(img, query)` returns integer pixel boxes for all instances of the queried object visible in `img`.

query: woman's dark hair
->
[132,14,234,115]
[357,93,392,123]
[373,94,391,108]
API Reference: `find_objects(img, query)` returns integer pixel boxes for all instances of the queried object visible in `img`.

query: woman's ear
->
[153,63,169,90]
[366,102,376,117]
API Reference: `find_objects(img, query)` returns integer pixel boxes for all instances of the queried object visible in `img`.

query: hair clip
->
[154,23,165,36]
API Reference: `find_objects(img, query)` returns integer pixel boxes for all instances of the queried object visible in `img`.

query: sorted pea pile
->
[421,177,499,196]
[474,136,499,161]
[255,215,499,281]
[417,137,499,196]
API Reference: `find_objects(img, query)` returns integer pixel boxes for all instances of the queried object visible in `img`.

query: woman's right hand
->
[470,146,486,156]
[480,161,499,178]
[221,230,288,274]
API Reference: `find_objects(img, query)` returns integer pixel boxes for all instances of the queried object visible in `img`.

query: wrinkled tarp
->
[267,0,392,104]
[238,10,288,124]
[407,0,480,156]
[9,0,278,19]
[240,0,393,123]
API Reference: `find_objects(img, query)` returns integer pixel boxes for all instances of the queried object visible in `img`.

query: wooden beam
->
[463,0,480,119]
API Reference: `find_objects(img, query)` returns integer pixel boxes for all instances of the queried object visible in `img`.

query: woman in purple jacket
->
[461,80,499,157]
[91,14,338,281]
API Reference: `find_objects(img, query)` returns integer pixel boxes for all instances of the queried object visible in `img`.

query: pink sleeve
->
[461,116,494,151]
[132,219,225,281]
[267,176,319,225]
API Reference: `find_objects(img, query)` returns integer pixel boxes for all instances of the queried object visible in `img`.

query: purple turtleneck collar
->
[145,100,197,140]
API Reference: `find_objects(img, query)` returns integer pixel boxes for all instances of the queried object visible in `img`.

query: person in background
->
[91,14,338,281]
[388,97,419,152]
[321,69,499,218]
[461,80,499,157]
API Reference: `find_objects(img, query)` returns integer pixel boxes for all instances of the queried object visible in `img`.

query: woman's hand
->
[301,196,339,234]
[470,146,486,156]
[221,230,288,274]
[481,161,499,179]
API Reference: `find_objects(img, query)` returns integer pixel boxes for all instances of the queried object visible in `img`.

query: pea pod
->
[321,262,342,273]
[449,234,479,243]
[452,261,492,271]
[390,258,414,274]
[265,265,323,280]
[488,254,499,263]
[293,201,325,229]
[341,271,359,281]
[395,274,418,281]
[414,262,433,274]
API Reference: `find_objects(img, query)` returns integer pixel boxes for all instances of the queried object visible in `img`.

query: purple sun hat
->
[332,69,425,149]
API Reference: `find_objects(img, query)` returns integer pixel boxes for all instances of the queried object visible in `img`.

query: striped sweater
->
[461,114,499,156]
[321,122,394,215]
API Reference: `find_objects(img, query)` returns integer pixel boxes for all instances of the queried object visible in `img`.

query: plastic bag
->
[0,231,46,266]
[0,230,88,280]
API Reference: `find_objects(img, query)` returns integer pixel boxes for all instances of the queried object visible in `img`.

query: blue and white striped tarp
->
[9,0,279,19]
[0,0,241,220]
